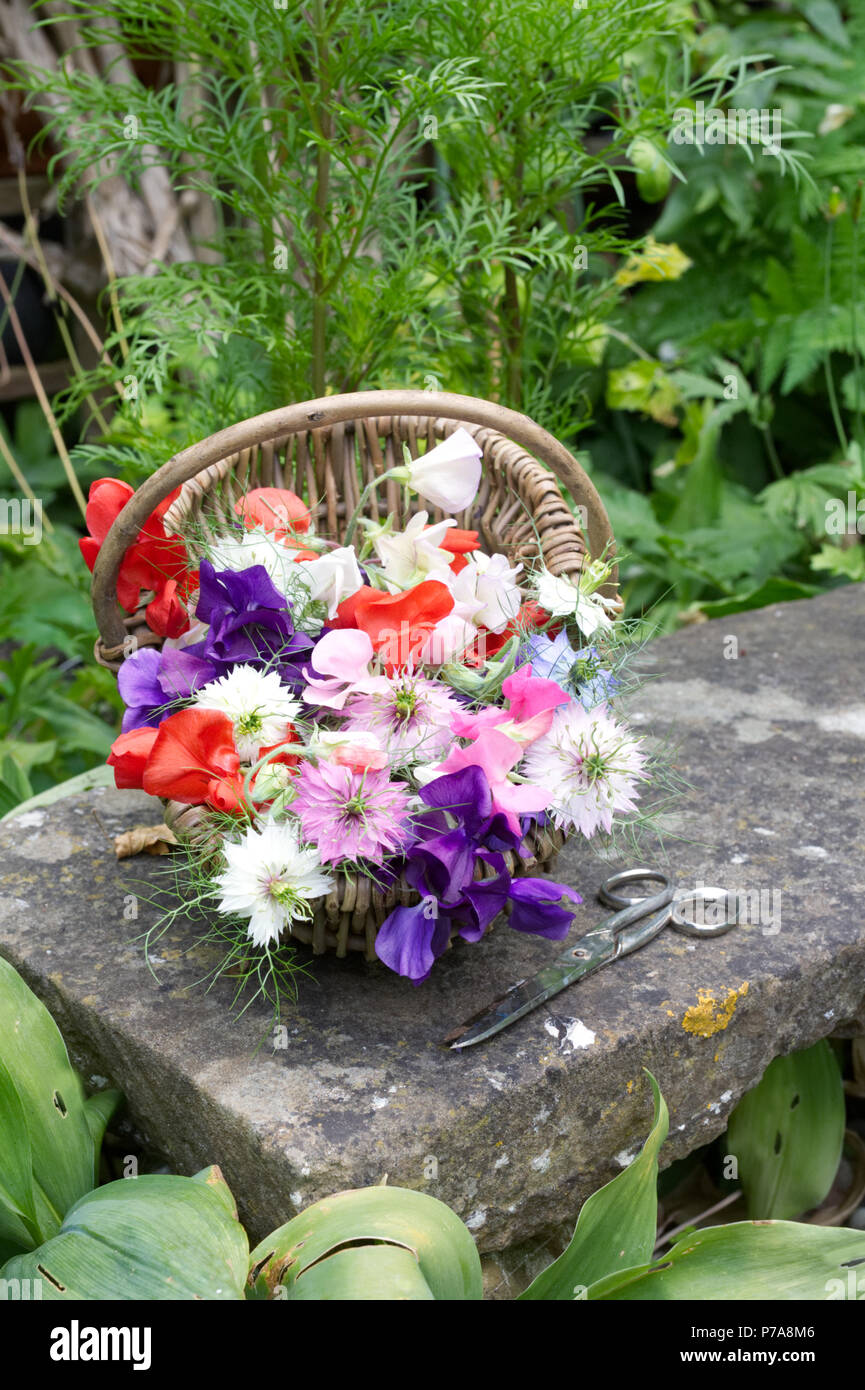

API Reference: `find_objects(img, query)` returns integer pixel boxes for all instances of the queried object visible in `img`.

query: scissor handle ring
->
[598,868,673,910]
[671,887,738,938]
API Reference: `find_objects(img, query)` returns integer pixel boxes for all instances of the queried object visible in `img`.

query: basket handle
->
[92,389,617,648]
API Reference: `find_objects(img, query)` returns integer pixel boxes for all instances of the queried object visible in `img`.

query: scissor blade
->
[445,930,616,1049]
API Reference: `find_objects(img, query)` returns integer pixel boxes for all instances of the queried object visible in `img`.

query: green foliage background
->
[0,0,863,800]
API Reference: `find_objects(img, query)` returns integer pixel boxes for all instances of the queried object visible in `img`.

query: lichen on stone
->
[681,982,749,1038]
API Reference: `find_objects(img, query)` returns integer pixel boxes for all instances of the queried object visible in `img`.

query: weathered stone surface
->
[0,587,863,1261]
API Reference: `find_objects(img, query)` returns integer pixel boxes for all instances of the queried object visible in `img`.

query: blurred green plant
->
[582,0,865,629]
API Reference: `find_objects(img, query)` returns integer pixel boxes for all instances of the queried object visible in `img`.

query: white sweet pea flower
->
[195,664,300,761]
[373,511,456,591]
[462,551,523,633]
[293,546,364,618]
[419,613,479,666]
[397,427,483,512]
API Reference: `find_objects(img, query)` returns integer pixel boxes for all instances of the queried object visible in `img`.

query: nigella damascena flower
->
[213,822,334,948]
[340,671,462,765]
[194,663,301,762]
[291,762,414,865]
[521,702,648,837]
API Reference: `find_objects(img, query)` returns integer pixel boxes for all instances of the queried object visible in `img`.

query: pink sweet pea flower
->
[435,728,552,836]
[302,629,375,710]
[450,664,571,745]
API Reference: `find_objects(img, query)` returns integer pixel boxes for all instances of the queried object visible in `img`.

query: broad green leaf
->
[588,1221,865,1300]
[697,578,820,618]
[83,1091,122,1176]
[0,765,115,823]
[0,1056,37,1235]
[1,1174,249,1300]
[520,1073,667,1300]
[282,1244,436,1301]
[727,1040,845,1219]
[0,956,95,1244]
[191,1164,239,1219]
[248,1186,482,1301]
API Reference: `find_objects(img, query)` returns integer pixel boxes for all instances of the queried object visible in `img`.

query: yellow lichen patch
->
[682,982,749,1038]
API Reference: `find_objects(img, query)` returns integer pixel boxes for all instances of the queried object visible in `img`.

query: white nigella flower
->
[534,565,619,639]
[521,702,648,838]
[195,664,300,761]
[373,511,456,591]
[214,822,334,948]
[292,546,363,618]
[395,427,483,512]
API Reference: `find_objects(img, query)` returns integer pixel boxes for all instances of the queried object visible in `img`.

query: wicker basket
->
[91,390,618,959]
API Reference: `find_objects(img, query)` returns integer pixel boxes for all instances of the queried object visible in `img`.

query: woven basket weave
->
[91,390,618,959]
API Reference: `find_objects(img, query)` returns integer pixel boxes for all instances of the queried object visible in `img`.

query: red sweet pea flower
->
[424,526,480,574]
[144,570,199,639]
[465,600,560,668]
[333,580,454,672]
[107,726,159,789]
[438,528,480,554]
[234,487,311,537]
[141,708,241,806]
[80,477,192,619]
[205,771,252,816]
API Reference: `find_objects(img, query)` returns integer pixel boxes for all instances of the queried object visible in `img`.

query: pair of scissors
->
[445,868,738,1050]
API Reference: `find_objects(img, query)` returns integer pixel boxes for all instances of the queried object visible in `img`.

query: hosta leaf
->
[0,1173,248,1300]
[82,1091,122,1174]
[282,1244,436,1301]
[0,765,115,823]
[248,1186,482,1301]
[726,1040,845,1219]
[520,1073,667,1299]
[589,1221,865,1300]
[0,955,95,1245]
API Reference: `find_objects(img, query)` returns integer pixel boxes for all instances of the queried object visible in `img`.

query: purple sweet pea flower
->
[117,643,217,731]
[375,902,452,983]
[507,877,583,939]
[117,647,166,731]
[195,560,315,687]
[158,644,219,699]
[417,765,522,852]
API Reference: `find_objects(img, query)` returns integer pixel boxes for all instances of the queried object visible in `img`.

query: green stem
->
[343,470,400,547]
[824,219,849,453]
[310,1,332,398]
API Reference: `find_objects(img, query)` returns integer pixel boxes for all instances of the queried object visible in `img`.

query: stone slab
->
[1,586,864,1255]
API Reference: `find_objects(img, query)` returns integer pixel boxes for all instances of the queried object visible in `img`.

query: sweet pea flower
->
[433,727,552,836]
[394,427,483,513]
[79,477,193,631]
[332,580,455,673]
[234,486,311,538]
[293,546,364,618]
[459,552,523,633]
[449,664,570,746]
[107,726,159,789]
[534,562,620,640]
[311,729,389,772]
[141,707,243,808]
[302,629,376,709]
[374,512,457,591]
